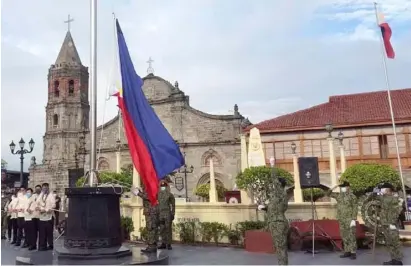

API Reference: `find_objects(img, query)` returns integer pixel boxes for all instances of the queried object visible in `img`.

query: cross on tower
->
[64,15,74,32]
[147,57,154,74]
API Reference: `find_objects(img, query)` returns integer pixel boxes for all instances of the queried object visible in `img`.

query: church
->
[29,29,252,201]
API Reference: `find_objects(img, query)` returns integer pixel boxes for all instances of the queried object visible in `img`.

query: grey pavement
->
[2,239,411,265]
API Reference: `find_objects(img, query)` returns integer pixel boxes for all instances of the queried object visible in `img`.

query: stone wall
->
[120,200,337,242]
[83,75,245,200]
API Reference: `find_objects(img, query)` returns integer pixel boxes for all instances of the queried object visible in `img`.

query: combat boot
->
[383,260,403,265]
[349,253,356,260]
[158,243,167,249]
[141,246,157,253]
[167,244,172,250]
[339,252,351,258]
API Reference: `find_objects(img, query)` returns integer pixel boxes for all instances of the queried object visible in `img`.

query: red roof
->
[248,88,411,133]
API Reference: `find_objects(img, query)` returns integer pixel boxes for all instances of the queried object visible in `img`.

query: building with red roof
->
[244,88,411,188]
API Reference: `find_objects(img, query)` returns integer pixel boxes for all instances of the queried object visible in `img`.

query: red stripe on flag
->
[117,96,159,205]
[379,22,395,59]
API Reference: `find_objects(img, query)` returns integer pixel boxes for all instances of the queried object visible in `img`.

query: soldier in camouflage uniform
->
[368,182,403,265]
[158,180,175,250]
[326,181,358,260]
[133,185,159,253]
[1,192,10,239]
[258,169,289,265]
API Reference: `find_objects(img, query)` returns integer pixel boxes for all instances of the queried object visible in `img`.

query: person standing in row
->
[1,192,10,239]
[32,185,42,249]
[36,183,55,251]
[133,185,159,253]
[53,191,61,229]
[326,181,358,260]
[158,180,175,250]
[15,186,27,246]
[23,188,35,249]
[9,192,18,244]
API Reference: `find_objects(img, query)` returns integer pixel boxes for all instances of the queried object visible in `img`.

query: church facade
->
[29,30,251,201]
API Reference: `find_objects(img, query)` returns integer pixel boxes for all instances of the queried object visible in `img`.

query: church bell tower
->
[43,29,89,171]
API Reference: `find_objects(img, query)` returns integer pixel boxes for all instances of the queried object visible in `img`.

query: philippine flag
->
[115,19,185,204]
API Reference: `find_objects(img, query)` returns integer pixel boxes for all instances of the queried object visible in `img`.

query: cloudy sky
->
[1,0,410,171]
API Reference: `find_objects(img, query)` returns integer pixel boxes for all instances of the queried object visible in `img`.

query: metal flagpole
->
[89,0,98,186]
[373,2,409,216]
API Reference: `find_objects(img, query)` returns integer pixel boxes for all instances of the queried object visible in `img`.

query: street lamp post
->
[9,138,35,186]
[178,152,194,200]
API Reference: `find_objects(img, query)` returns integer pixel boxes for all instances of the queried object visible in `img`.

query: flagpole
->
[373,2,408,215]
[89,0,98,186]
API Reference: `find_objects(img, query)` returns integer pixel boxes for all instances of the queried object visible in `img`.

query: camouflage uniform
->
[158,185,175,249]
[137,190,159,252]
[326,186,358,258]
[266,171,289,265]
[368,191,403,263]
[1,193,9,239]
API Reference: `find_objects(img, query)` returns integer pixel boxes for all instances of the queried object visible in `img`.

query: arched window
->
[53,114,59,126]
[98,158,110,171]
[68,80,74,95]
[54,81,60,97]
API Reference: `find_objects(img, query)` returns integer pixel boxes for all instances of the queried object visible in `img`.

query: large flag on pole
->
[115,19,185,204]
[377,13,395,59]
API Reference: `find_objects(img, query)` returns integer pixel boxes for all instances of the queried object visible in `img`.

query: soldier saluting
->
[368,182,403,265]
[258,158,289,265]
[326,181,358,260]
[132,184,159,253]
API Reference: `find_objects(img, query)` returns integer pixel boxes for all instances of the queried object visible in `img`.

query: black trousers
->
[54,211,59,227]
[11,218,17,242]
[24,220,34,247]
[6,216,12,239]
[16,217,25,244]
[39,220,53,249]
[32,218,39,248]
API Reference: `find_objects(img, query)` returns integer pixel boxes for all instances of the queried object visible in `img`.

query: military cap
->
[278,177,287,188]
[159,179,168,186]
[379,182,394,190]
[339,181,350,187]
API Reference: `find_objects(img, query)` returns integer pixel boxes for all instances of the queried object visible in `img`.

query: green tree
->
[76,166,132,191]
[1,159,7,169]
[235,166,294,204]
[339,163,401,195]
[194,183,227,201]
[302,188,326,202]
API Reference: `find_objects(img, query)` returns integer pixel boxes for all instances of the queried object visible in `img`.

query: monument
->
[247,127,266,167]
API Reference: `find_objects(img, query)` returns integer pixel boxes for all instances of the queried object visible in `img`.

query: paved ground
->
[2,239,411,265]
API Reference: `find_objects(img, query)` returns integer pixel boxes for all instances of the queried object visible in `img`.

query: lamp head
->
[325,123,333,137]
[337,131,344,145]
[9,141,16,153]
[28,138,35,150]
[19,138,25,149]
[291,142,297,154]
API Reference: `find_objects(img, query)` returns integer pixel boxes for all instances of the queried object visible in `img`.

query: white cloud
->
[1,0,410,171]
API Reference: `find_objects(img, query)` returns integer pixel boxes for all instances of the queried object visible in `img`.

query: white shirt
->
[17,195,28,218]
[36,193,56,221]
[31,194,41,219]
[24,196,35,221]
[9,197,18,219]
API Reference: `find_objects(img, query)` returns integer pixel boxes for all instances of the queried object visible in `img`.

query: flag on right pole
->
[377,12,395,59]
